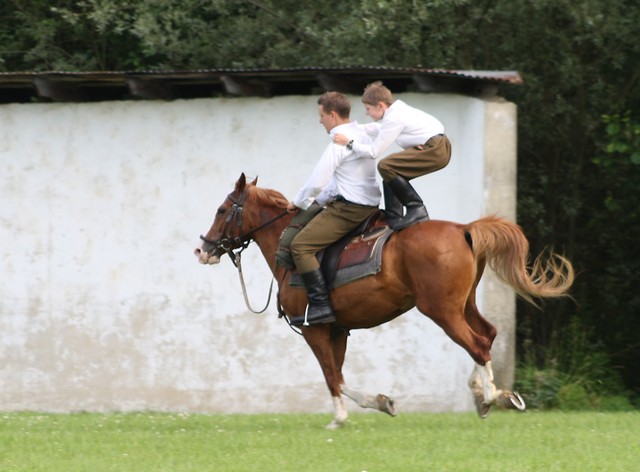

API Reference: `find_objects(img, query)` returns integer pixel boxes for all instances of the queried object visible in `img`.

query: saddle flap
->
[289,211,393,289]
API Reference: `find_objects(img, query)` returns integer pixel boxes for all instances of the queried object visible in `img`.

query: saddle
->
[287,211,393,289]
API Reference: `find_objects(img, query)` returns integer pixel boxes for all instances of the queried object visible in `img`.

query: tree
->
[581,113,640,392]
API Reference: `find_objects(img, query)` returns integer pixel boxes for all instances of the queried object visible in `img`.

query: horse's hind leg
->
[465,293,497,345]
[415,295,508,412]
[425,316,524,416]
[469,362,526,417]
[463,298,499,416]
[464,301,526,416]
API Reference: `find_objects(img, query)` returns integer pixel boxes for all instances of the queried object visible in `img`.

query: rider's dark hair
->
[317,91,351,118]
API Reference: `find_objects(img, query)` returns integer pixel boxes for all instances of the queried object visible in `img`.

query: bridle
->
[199,190,289,267]
[198,188,302,331]
[199,189,289,314]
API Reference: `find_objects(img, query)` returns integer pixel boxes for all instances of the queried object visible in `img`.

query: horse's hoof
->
[479,402,492,419]
[494,391,526,411]
[473,395,492,418]
[376,394,397,417]
[508,391,526,411]
[325,420,344,430]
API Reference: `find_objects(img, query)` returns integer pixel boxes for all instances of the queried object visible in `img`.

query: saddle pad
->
[289,226,393,289]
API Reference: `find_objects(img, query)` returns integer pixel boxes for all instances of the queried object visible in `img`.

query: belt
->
[334,195,375,208]
[334,194,353,204]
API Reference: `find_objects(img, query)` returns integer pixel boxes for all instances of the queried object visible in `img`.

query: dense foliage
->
[1,0,639,403]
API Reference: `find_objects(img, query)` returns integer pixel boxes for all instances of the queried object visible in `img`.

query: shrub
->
[515,316,635,411]
[554,383,591,410]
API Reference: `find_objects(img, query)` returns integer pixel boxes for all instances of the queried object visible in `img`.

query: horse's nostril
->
[194,248,202,256]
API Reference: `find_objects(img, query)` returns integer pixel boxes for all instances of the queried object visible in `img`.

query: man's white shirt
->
[293,121,381,210]
[354,99,445,159]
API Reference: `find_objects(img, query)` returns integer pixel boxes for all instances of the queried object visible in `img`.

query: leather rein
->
[199,191,289,314]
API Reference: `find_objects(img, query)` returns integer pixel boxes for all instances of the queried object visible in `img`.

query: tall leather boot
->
[382,180,403,228]
[386,176,430,230]
[290,268,336,326]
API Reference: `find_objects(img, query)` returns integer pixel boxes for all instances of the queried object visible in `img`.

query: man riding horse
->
[286,91,381,326]
[288,84,452,327]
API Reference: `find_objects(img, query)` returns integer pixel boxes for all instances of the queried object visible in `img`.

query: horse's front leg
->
[302,325,348,429]
[341,384,397,417]
[327,396,348,430]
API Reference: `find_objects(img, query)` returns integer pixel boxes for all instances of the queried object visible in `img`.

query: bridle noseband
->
[199,190,288,266]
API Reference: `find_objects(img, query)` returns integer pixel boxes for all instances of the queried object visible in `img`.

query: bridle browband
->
[199,190,289,266]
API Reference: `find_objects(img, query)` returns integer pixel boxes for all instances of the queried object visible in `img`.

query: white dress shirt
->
[353,99,445,159]
[293,121,381,210]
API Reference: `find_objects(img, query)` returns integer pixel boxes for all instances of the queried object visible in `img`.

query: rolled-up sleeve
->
[292,144,341,209]
[352,119,403,159]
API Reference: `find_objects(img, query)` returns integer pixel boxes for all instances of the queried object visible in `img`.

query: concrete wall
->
[0,93,516,413]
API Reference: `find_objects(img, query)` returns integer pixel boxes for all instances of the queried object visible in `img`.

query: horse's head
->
[194,173,257,265]
[194,173,290,265]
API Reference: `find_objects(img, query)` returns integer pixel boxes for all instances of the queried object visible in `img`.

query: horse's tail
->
[465,216,575,306]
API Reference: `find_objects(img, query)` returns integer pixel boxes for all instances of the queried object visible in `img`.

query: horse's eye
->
[216,207,226,215]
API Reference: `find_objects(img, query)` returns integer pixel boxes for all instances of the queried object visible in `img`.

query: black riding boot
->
[290,268,336,326]
[386,176,430,230]
[382,180,403,228]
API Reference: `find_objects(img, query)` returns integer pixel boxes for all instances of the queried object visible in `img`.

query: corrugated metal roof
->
[0,66,522,103]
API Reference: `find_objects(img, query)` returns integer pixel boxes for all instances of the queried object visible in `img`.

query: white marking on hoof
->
[327,396,348,429]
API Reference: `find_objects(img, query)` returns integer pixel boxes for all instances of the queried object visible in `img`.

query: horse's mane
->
[248,184,289,209]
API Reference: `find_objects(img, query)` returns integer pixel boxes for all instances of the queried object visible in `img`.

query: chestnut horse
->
[195,174,574,429]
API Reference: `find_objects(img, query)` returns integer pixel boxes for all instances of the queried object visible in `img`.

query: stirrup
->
[290,304,336,326]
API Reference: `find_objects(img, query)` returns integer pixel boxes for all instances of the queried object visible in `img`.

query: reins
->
[234,251,274,314]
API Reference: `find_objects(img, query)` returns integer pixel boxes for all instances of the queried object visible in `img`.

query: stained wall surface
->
[0,93,516,413]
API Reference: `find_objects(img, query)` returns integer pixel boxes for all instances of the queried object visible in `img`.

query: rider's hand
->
[333,133,350,146]
[287,201,299,213]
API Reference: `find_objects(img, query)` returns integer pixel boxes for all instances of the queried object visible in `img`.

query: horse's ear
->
[235,173,247,193]
[250,176,258,186]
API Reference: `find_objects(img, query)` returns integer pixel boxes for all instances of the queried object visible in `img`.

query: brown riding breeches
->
[377,134,452,181]
[290,199,378,274]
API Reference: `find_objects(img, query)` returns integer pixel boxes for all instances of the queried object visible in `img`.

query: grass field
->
[1,410,638,471]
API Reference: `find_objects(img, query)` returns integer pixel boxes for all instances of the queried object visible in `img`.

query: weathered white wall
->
[0,93,516,413]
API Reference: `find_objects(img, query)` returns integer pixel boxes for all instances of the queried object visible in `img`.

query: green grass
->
[1,411,638,471]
